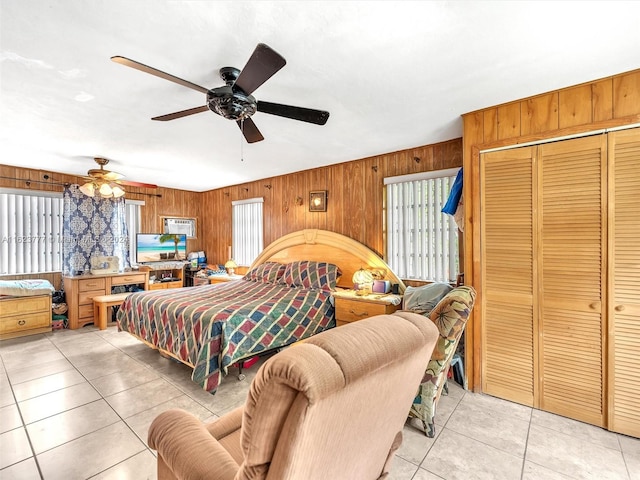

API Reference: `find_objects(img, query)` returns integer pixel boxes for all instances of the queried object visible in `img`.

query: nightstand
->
[332,290,402,327]
[208,274,243,284]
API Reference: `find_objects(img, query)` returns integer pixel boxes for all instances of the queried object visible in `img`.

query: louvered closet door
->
[481,146,536,405]
[538,135,606,427]
[608,128,640,437]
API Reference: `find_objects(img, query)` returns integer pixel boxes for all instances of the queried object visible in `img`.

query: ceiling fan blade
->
[152,105,210,121]
[116,180,158,189]
[233,44,286,95]
[237,118,264,143]
[111,56,209,94]
[257,101,330,125]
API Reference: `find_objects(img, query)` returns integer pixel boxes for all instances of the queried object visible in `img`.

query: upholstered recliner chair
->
[407,285,476,437]
[148,311,439,480]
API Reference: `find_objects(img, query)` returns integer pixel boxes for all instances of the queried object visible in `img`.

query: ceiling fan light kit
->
[79,158,156,199]
[111,43,330,144]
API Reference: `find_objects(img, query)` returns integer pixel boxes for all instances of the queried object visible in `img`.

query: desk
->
[63,271,149,329]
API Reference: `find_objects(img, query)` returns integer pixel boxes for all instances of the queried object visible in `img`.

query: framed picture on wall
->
[162,217,197,239]
[309,190,327,212]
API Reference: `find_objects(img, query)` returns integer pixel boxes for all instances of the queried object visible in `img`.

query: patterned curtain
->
[62,185,130,275]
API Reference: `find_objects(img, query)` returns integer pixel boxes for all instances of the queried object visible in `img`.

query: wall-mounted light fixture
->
[309,190,327,212]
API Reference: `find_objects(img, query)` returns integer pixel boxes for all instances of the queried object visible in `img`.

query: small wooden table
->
[332,289,403,327]
[208,274,243,284]
[92,292,131,330]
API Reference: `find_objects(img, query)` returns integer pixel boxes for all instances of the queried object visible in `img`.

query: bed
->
[116,229,404,393]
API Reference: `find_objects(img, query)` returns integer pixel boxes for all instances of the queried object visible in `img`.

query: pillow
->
[280,261,341,291]
[403,282,453,313]
[243,262,287,284]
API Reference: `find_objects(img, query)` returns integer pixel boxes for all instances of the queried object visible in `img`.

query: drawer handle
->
[615,305,625,312]
[18,320,26,326]
[349,309,368,317]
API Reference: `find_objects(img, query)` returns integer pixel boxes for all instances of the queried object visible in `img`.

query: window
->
[0,188,63,275]
[385,168,459,283]
[0,188,143,275]
[232,197,263,266]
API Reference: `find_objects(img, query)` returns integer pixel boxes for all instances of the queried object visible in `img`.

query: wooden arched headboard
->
[251,229,406,293]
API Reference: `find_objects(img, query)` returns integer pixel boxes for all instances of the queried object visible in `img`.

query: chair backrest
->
[235,311,439,480]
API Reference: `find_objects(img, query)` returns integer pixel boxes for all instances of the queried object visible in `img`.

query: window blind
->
[385,169,459,282]
[232,197,263,266]
[0,189,63,275]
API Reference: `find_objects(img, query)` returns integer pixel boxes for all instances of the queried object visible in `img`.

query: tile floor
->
[0,324,638,480]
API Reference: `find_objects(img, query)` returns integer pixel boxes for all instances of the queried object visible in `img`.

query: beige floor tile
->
[620,434,640,456]
[0,427,32,469]
[526,423,629,480]
[0,403,22,434]
[625,452,640,480]
[18,381,100,424]
[433,386,465,428]
[522,461,576,479]
[389,455,419,479]
[445,394,530,456]
[421,428,523,480]
[5,358,74,385]
[104,378,183,418]
[460,391,532,423]
[1,348,65,373]
[0,456,40,479]
[125,394,214,447]
[91,450,157,480]
[26,399,120,454]
[90,363,160,397]
[0,386,15,409]
[12,368,86,402]
[0,334,51,354]
[73,351,144,380]
[37,421,146,480]
[396,419,440,465]
[531,409,621,451]
[412,468,446,480]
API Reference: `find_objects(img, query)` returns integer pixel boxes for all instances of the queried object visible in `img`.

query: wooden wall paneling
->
[613,70,640,118]
[326,163,344,235]
[363,157,383,257]
[521,92,559,136]
[497,102,521,140]
[592,79,613,123]
[268,176,284,245]
[342,161,365,245]
[558,84,593,129]
[483,109,498,143]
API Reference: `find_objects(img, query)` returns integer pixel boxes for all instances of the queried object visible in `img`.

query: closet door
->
[538,135,607,427]
[481,146,536,405]
[608,128,640,437]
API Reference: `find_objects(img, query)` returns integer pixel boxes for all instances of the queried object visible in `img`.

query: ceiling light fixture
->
[79,179,125,198]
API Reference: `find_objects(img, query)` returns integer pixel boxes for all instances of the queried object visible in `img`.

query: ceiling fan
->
[79,157,158,198]
[111,43,330,143]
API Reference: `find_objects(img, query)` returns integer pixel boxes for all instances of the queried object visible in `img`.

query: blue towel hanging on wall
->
[442,168,463,215]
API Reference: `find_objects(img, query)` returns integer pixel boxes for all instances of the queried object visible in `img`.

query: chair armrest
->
[148,409,238,480]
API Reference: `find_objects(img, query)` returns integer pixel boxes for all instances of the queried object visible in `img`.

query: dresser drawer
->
[111,273,146,286]
[78,304,95,318]
[335,298,391,323]
[78,289,105,305]
[0,311,50,334]
[0,295,50,316]
[78,278,106,292]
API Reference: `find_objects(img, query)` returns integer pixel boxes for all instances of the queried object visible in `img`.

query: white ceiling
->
[1,1,639,192]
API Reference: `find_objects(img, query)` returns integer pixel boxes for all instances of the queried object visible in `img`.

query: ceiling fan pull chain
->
[240,118,244,162]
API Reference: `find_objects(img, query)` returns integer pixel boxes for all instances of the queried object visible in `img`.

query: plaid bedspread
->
[116,280,335,393]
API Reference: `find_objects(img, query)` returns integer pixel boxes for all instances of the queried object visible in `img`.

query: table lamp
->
[224,259,238,275]
[352,268,374,296]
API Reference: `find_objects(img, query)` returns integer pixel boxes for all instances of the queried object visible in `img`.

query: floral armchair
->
[407,285,476,437]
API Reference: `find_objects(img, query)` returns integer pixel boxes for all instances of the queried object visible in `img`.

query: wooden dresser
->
[0,294,52,340]
[63,271,149,329]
